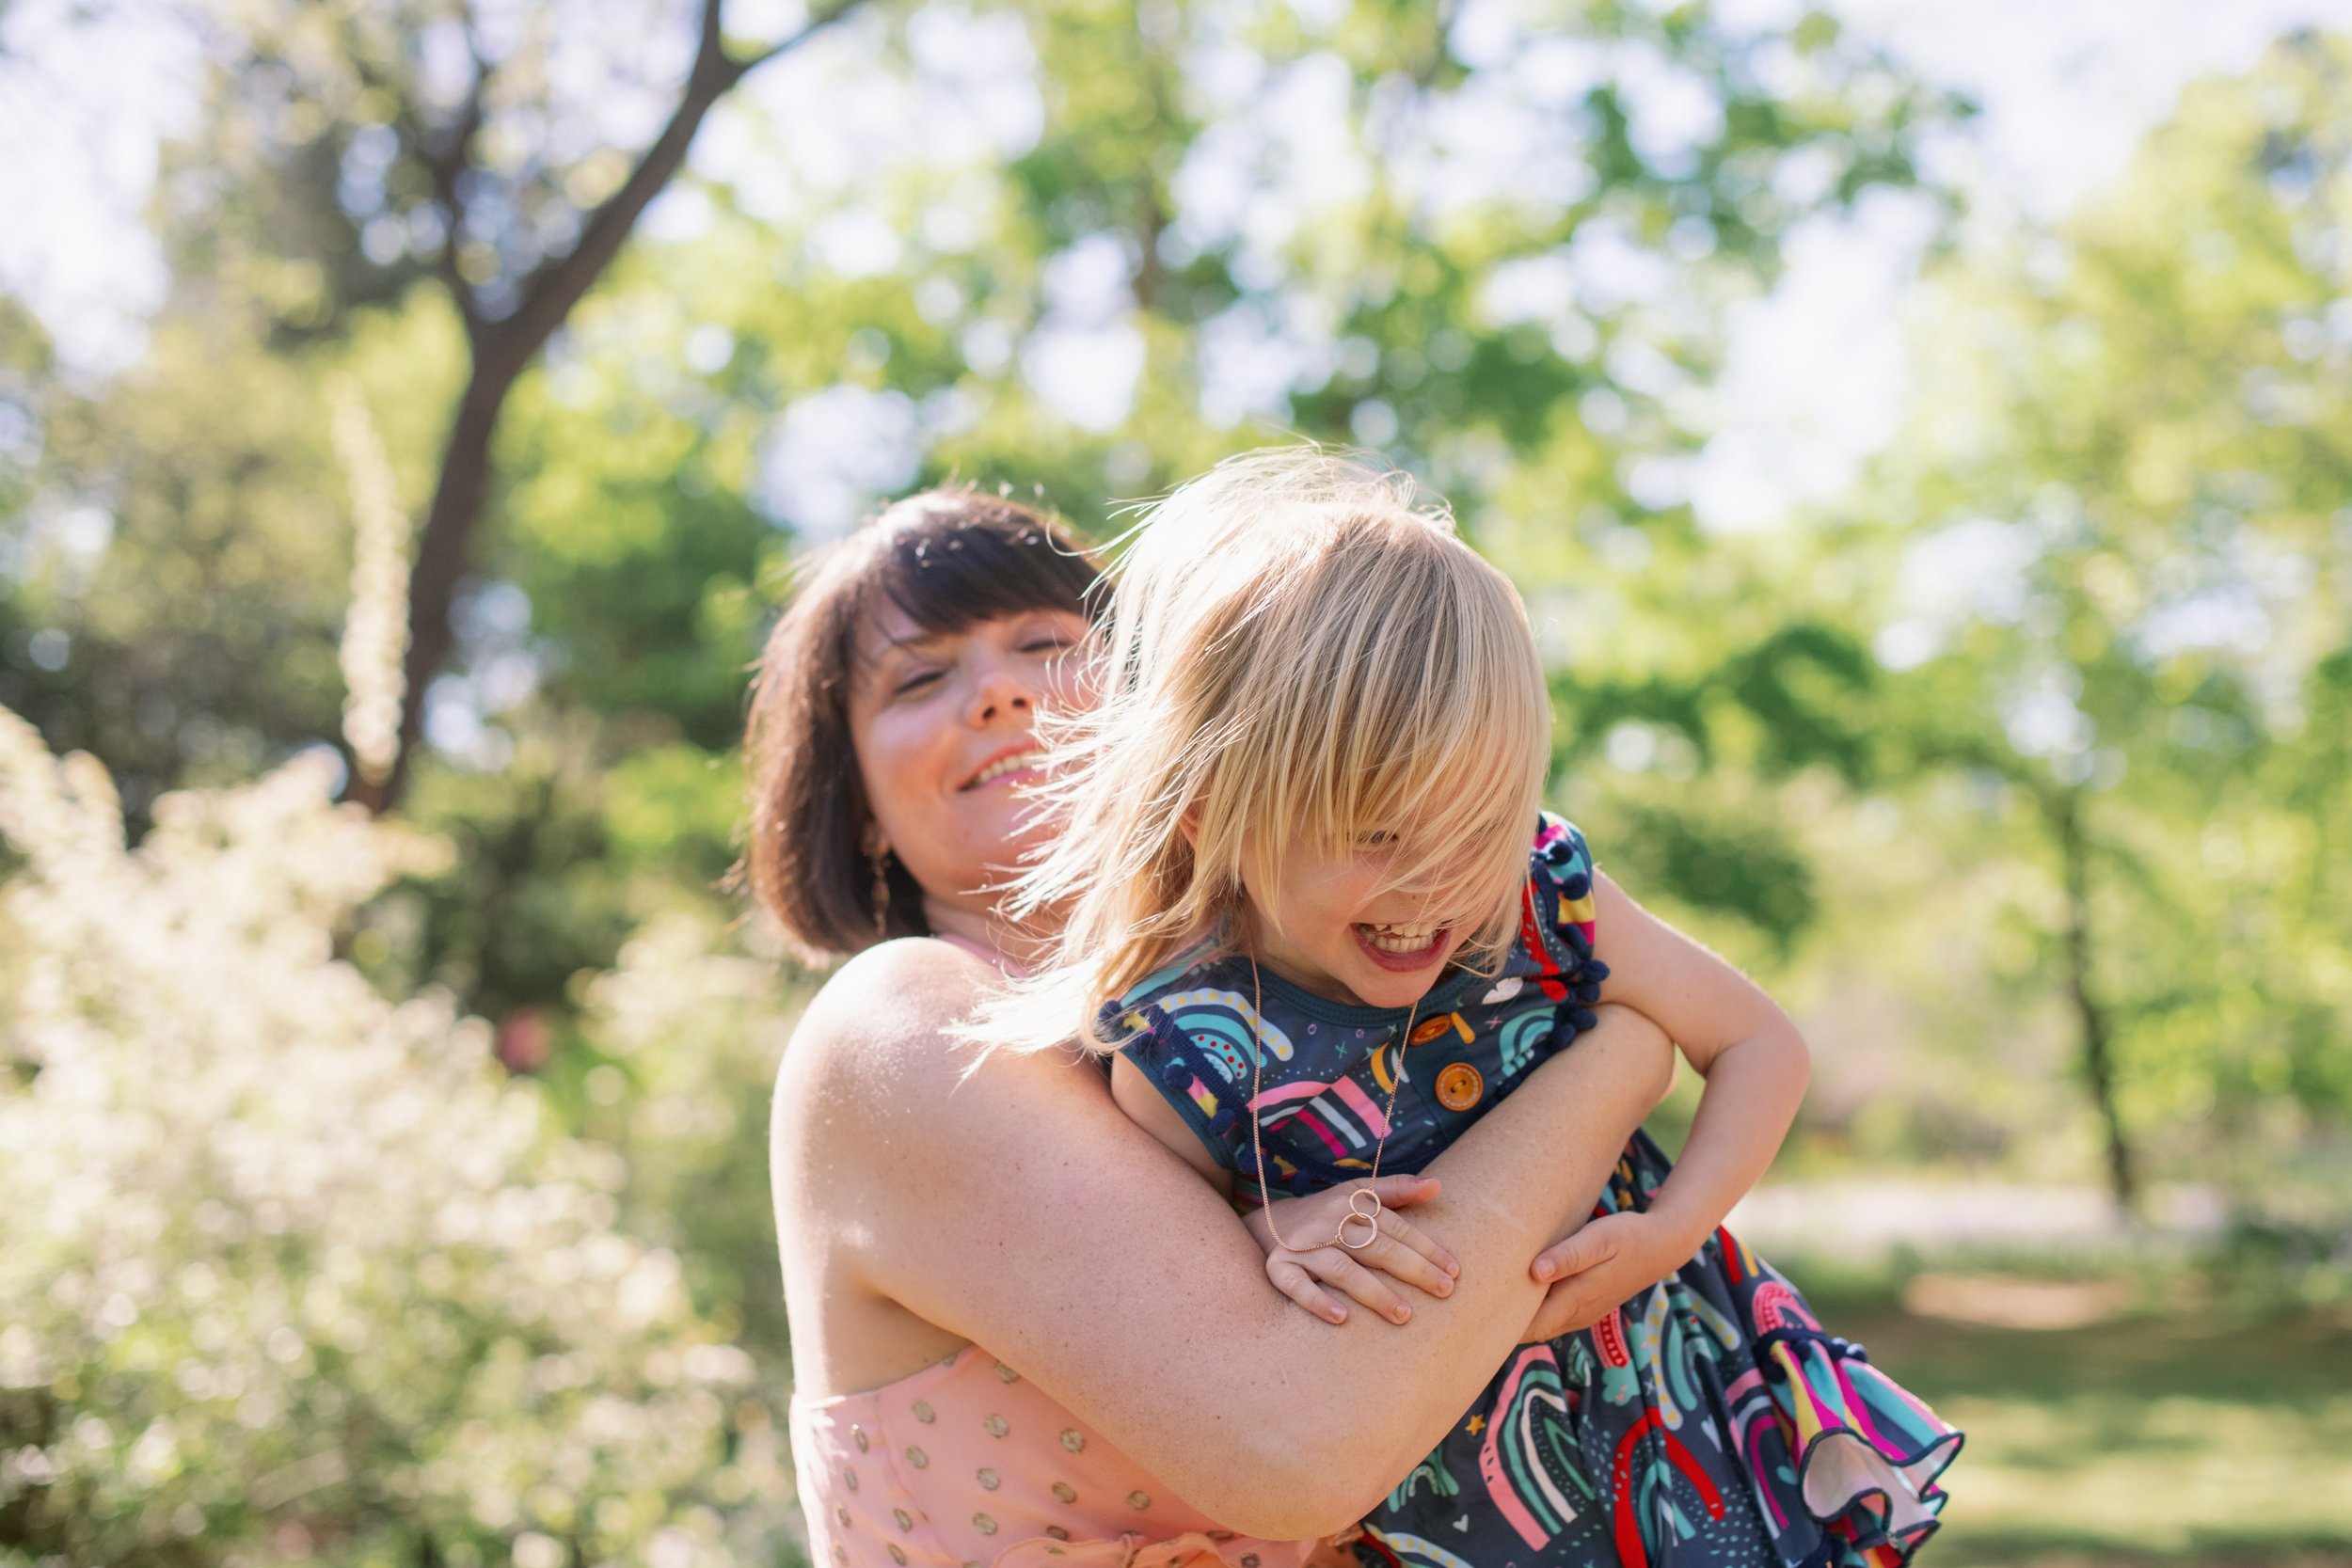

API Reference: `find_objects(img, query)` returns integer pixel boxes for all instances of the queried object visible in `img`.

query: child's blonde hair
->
[984,446,1550,1053]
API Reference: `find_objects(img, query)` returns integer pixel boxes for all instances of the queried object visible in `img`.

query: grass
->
[1819,1283,2352,1567]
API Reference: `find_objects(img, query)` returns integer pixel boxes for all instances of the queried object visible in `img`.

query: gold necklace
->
[1247,954,1421,1253]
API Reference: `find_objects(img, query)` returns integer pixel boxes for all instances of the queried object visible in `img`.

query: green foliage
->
[0,0,1961,1027]
[1,308,353,818]
[1844,30,2352,1197]
[1602,793,1819,956]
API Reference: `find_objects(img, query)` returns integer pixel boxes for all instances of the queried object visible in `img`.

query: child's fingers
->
[1532,1220,1619,1285]
[1374,1206,1460,1282]
[1365,1174,1442,1212]
[1349,1217,1455,1300]
[1266,1257,1351,1324]
[1524,1277,1609,1340]
[1297,1248,1415,1325]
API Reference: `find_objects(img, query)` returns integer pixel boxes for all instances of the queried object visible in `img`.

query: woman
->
[750,489,1676,1567]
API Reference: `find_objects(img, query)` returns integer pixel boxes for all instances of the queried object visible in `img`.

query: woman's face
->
[847,602,1097,922]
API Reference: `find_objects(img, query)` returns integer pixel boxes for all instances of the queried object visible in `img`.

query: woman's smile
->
[960,743,1046,792]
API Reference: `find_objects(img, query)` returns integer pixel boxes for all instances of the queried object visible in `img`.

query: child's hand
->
[1243,1175,1459,1326]
[1522,1211,1692,1339]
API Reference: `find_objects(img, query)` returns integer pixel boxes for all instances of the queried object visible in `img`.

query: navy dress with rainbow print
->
[1109,815,1962,1568]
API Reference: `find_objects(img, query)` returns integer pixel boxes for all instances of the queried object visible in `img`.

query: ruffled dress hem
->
[1751,1322,1964,1568]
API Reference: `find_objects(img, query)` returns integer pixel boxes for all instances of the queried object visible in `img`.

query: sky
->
[3,0,2348,533]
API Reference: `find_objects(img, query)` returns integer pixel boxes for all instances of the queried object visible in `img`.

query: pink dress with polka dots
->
[791,1343,1355,1568]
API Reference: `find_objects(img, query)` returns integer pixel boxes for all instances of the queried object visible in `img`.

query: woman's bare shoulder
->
[775,937,1095,1149]
[793,937,990,1052]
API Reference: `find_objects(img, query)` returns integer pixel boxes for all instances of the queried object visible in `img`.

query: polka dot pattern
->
[790,1345,1338,1568]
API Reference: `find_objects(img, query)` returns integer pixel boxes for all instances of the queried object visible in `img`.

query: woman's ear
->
[1177,801,1201,850]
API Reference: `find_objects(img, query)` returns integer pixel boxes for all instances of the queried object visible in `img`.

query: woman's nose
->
[964,658,1036,724]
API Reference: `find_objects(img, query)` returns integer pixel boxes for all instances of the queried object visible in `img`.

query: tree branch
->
[729,0,872,75]
[486,0,874,371]
[350,0,879,813]
[419,57,492,337]
[341,11,492,335]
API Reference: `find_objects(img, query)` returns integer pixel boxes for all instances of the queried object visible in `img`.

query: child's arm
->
[1109,1052,1238,1191]
[1109,1053,1458,1326]
[1527,869,1810,1330]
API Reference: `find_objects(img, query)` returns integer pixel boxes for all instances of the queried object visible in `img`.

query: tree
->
[195,0,872,809]
[4,0,1968,1025]
[1846,29,2352,1211]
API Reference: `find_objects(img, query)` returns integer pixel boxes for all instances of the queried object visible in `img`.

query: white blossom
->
[0,706,800,1567]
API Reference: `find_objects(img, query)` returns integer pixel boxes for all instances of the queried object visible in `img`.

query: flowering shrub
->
[572,911,803,1361]
[0,706,797,1568]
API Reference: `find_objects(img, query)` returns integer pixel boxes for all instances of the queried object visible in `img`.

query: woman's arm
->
[775,941,1671,1540]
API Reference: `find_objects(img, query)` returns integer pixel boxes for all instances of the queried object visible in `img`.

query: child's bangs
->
[1355,686,1546,927]
[1263,525,1550,934]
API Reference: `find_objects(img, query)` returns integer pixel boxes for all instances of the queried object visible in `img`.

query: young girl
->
[989,451,1961,1568]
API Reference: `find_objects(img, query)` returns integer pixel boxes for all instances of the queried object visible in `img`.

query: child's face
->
[1238,830,1485,1009]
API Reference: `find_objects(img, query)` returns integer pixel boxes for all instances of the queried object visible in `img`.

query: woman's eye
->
[1359,832,1399,848]
[1021,634,1075,655]
[893,668,945,696]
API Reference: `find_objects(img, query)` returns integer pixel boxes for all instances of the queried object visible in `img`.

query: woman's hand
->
[1242,1175,1460,1326]
[1521,1209,1692,1338]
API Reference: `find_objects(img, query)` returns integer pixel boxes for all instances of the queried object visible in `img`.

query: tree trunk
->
[341,0,870,814]
[2054,785,2138,1214]
[342,356,520,814]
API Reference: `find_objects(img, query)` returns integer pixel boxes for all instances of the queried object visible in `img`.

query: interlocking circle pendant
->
[1335,1186,1383,1251]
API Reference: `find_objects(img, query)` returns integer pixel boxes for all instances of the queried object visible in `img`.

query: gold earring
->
[869,851,891,938]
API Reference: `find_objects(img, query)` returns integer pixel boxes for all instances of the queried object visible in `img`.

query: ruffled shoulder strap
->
[1096,942,1275,1178]
[1512,813,1611,1035]
[1532,812,1599,958]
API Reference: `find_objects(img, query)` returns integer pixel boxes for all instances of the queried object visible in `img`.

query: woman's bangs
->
[868,511,1099,641]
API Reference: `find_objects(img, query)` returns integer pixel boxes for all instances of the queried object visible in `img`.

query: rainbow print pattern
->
[1112,815,1963,1568]
[1355,1135,1962,1568]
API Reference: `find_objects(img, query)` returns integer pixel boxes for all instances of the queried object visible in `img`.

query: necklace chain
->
[1247,954,1420,1252]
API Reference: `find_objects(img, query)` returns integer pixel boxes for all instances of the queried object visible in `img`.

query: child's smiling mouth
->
[1354,921,1451,972]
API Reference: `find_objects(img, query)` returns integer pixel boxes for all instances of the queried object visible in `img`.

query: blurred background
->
[3,0,2349,1563]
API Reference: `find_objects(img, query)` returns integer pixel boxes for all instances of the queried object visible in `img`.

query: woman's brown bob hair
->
[743,488,1101,965]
